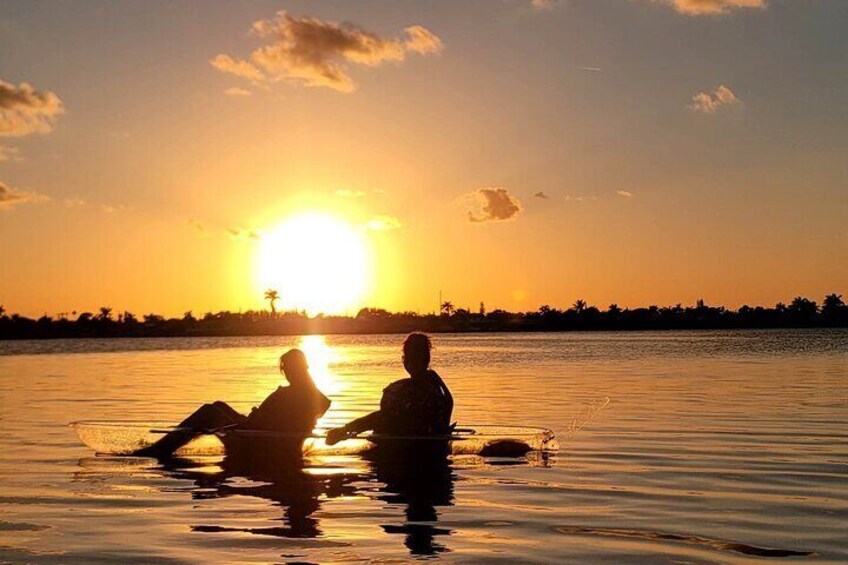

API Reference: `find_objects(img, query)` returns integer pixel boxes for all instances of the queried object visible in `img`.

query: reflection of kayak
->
[69,421,559,457]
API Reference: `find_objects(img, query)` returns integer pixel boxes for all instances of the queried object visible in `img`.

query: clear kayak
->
[69,420,559,457]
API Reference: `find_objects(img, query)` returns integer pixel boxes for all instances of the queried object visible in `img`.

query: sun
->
[257,212,371,316]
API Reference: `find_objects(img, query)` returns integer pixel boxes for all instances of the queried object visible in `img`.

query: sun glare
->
[298,335,342,396]
[257,212,371,316]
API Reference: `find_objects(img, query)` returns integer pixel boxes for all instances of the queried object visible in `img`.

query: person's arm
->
[326,410,382,445]
[430,371,453,414]
[242,391,279,430]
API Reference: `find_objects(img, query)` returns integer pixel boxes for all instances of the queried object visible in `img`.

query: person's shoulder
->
[383,378,413,395]
[268,385,287,398]
[384,378,410,391]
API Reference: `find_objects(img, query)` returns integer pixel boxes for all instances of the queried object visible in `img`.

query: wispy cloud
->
[212,11,444,92]
[579,66,603,73]
[211,55,265,82]
[227,226,262,240]
[366,215,402,231]
[531,0,561,10]
[563,194,598,203]
[0,79,64,138]
[224,86,252,97]
[689,85,740,113]
[653,0,766,16]
[617,190,634,198]
[100,203,128,214]
[187,219,212,238]
[0,145,21,162]
[465,188,522,223]
[0,181,49,209]
[63,197,86,207]
[336,188,366,198]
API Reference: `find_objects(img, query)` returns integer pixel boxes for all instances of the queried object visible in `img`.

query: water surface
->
[1,330,846,563]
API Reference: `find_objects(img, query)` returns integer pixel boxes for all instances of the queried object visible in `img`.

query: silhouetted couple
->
[138,333,452,458]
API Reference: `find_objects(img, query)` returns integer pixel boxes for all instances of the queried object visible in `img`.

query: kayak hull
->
[70,421,559,457]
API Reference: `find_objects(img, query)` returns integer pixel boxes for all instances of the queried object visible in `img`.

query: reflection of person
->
[154,446,455,550]
[160,451,363,539]
[326,333,453,444]
[136,349,330,457]
[369,448,455,555]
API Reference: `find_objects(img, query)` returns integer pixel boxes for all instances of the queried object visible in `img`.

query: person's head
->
[403,332,432,376]
[279,348,311,386]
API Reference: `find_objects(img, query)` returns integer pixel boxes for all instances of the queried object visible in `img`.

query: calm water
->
[0,330,846,564]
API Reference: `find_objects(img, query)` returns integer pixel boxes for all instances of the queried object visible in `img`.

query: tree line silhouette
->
[0,293,845,340]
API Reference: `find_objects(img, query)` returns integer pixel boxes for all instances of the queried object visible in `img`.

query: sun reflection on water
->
[298,335,343,397]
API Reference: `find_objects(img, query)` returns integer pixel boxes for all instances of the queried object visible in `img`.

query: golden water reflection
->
[297,335,344,397]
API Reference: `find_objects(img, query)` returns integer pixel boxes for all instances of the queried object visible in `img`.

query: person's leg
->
[178,401,244,429]
[136,402,244,457]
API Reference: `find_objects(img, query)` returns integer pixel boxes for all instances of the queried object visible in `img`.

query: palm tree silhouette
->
[440,301,455,316]
[572,299,587,314]
[264,289,280,316]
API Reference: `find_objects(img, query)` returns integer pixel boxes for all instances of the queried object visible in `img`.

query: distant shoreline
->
[2,294,846,340]
[1,325,847,343]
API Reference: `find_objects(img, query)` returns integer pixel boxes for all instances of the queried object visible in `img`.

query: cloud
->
[0,145,21,162]
[212,11,444,92]
[655,0,766,15]
[563,194,597,202]
[0,79,65,138]
[336,188,366,198]
[617,190,634,198]
[465,188,522,223]
[403,26,444,55]
[63,197,86,207]
[0,181,49,209]
[100,203,128,214]
[211,55,265,82]
[689,84,740,113]
[228,226,262,240]
[187,219,212,238]
[366,215,402,231]
[534,191,549,199]
[224,86,252,97]
[531,0,561,9]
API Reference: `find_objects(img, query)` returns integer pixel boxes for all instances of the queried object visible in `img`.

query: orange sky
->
[1,1,846,317]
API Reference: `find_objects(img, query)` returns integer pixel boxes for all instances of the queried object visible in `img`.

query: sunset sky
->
[1,0,846,317]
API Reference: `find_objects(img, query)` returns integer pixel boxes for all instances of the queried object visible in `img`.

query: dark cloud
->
[0,181,48,209]
[466,188,522,223]
[228,227,262,240]
[0,79,64,137]
[188,219,212,238]
[534,191,548,199]
[212,11,443,92]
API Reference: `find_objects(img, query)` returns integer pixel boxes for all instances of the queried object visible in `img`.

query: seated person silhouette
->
[326,333,452,445]
[136,348,330,457]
